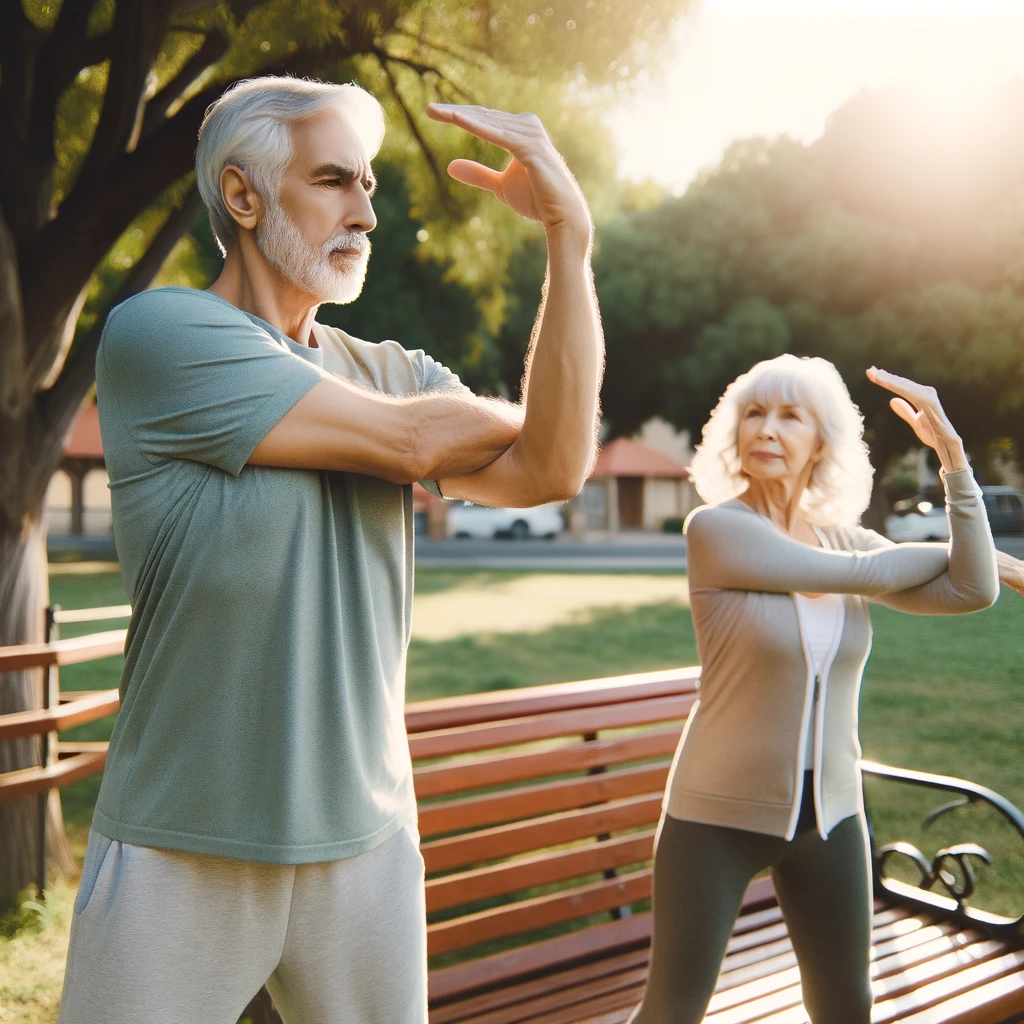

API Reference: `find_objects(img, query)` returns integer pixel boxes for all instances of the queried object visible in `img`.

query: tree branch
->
[19,53,314,353]
[0,206,26,420]
[378,57,457,218]
[390,29,494,73]
[139,30,231,142]
[379,50,476,103]
[38,182,202,439]
[0,2,39,133]
[72,0,177,190]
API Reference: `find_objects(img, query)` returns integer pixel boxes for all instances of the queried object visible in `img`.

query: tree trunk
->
[0,514,74,910]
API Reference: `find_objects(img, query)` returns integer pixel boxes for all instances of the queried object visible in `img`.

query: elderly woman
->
[628,354,1002,1024]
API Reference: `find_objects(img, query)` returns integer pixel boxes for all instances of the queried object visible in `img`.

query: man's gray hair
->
[196,76,385,250]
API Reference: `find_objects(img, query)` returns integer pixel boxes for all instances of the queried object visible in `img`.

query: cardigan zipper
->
[788,595,846,841]
[810,604,845,839]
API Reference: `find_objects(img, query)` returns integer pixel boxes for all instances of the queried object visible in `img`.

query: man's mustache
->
[322,232,370,257]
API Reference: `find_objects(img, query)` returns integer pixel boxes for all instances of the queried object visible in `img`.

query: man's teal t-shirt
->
[92,286,466,863]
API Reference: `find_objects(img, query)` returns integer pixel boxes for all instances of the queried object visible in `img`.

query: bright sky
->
[606,0,1024,192]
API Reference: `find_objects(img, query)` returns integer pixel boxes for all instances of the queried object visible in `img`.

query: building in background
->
[46,405,111,536]
[580,434,696,533]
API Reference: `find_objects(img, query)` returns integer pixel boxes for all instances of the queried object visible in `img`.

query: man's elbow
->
[522,469,588,507]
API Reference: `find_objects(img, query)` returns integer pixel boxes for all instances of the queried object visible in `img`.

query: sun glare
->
[608,0,1024,192]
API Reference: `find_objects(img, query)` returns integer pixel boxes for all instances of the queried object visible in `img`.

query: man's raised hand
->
[425,104,591,244]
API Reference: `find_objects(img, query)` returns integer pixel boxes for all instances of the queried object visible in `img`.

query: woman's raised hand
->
[867,367,968,473]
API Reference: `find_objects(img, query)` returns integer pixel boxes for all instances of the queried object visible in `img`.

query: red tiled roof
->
[591,437,690,479]
[64,404,104,460]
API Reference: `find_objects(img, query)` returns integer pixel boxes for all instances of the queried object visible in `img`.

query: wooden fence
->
[0,604,128,890]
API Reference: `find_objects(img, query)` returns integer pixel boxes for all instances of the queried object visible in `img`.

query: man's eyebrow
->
[309,163,377,194]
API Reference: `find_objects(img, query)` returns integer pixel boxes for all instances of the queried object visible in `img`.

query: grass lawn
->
[3,564,1023,1022]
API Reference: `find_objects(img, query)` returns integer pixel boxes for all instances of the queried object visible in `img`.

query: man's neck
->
[209,246,320,347]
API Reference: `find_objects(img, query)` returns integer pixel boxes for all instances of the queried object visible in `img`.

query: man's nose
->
[344,189,377,234]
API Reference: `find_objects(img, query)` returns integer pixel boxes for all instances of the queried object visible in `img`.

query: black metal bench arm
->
[862,759,1024,942]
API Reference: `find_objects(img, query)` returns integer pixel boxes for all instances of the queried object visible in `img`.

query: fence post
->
[36,604,60,894]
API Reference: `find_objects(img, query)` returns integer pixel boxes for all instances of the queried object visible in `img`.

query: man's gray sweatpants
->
[57,821,427,1024]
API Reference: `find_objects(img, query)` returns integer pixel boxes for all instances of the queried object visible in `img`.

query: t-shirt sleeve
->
[417,351,472,397]
[98,291,330,478]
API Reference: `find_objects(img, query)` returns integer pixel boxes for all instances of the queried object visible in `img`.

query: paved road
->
[415,535,688,571]
[48,532,1024,572]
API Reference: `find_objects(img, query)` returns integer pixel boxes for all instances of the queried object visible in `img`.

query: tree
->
[583,84,1024,522]
[0,0,691,908]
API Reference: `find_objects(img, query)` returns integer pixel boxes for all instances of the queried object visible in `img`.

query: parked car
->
[446,501,564,540]
[884,498,951,543]
[981,485,1024,536]
[884,485,1024,542]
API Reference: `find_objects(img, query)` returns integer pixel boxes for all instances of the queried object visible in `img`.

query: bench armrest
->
[862,760,1024,943]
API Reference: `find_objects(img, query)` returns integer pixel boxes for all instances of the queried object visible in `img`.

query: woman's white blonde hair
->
[195,76,385,251]
[689,354,874,529]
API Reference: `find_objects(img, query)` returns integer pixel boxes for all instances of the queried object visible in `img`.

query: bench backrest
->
[406,667,720,1004]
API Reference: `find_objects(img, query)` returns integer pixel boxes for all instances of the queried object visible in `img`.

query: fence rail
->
[0,604,129,891]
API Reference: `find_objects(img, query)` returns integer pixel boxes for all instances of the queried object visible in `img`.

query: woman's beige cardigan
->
[665,469,999,839]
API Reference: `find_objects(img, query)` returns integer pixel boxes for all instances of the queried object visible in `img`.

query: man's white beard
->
[256,198,370,305]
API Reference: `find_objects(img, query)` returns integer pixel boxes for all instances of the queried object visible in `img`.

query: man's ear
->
[220,165,262,234]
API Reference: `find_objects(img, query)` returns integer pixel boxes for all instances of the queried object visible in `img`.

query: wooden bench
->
[408,668,1024,1024]
[3,642,1023,1023]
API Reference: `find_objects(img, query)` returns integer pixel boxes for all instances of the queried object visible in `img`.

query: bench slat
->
[428,868,652,957]
[429,907,653,1006]
[872,948,1024,1023]
[406,670,700,734]
[410,695,694,762]
[873,938,1007,1003]
[895,969,1024,1024]
[430,949,651,1024]
[419,763,670,837]
[414,728,681,800]
[422,794,662,874]
[426,831,656,913]
[427,878,777,1007]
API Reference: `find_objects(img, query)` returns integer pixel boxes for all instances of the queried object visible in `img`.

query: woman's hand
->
[866,368,969,473]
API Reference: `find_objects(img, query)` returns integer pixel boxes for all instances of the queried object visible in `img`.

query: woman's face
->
[737,393,824,485]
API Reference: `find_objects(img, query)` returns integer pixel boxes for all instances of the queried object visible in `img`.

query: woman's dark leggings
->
[628,774,873,1024]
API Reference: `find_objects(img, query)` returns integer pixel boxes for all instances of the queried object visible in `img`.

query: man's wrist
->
[544,215,593,259]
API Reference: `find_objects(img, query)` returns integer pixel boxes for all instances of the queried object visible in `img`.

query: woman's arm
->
[685,505,949,596]
[858,369,998,613]
[847,470,998,614]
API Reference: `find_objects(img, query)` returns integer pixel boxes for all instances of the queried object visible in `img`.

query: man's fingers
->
[447,159,504,196]
[427,103,547,157]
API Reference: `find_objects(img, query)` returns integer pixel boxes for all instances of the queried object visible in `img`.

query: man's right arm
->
[249,374,523,483]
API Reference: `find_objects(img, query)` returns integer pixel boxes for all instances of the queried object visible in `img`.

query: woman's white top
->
[793,592,845,771]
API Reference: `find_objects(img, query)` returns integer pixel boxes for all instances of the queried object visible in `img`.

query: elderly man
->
[58,76,602,1024]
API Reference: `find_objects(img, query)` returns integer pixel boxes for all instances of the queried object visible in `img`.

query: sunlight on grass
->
[0,879,76,1024]
[412,572,689,640]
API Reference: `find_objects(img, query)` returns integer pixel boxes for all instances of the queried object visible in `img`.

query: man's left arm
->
[422,104,604,508]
